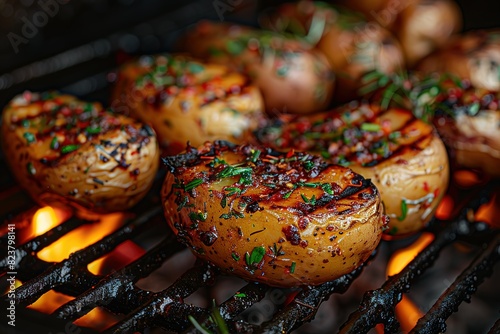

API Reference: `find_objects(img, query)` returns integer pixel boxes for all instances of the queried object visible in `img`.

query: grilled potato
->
[161,141,386,287]
[432,84,500,178]
[177,21,335,114]
[418,30,500,92]
[1,91,160,215]
[255,103,449,236]
[260,1,404,104]
[393,0,462,67]
[112,54,265,154]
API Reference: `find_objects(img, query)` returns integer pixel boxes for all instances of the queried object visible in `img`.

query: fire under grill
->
[0,161,499,334]
[0,1,500,333]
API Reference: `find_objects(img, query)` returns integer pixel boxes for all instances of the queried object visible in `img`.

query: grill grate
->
[0,171,499,333]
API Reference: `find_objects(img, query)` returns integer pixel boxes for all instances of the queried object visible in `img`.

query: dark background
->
[0,0,499,105]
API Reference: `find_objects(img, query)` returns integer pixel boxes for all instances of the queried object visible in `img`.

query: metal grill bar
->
[338,185,498,334]
[257,258,371,333]
[53,236,183,320]
[13,206,162,306]
[488,318,500,334]
[105,261,218,333]
[412,233,500,333]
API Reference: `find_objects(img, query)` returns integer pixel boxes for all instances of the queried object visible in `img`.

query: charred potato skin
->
[1,92,160,214]
[162,142,386,287]
[254,104,449,236]
[112,54,264,155]
[178,21,335,115]
[433,86,500,178]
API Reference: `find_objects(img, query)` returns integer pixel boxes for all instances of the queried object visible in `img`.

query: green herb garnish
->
[50,137,59,150]
[361,123,381,132]
[185,178,203,192]
[61,144,80,154]
[85,126,102,135]
[26,162,36,175]
[290,261,296,274]
[397,199,408,221]
[23,132,36,144]
[245,246,265,267]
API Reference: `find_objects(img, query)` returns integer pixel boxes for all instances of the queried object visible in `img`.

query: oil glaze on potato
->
[161,142,386,287]
[255,103,449,237]
[112,54,264,154]
[1,92,159,215]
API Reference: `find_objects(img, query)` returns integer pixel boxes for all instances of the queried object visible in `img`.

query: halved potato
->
[1,91,160,215]
[162,141,386,287]
[254,103,449,236]
[112,54,265,154]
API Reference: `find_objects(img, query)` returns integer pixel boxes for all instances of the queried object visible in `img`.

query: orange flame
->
[475,192,500,229]
[28,206,127,330]
[35,210,124,263]
[387,233,434,332]
[435,195,454,220]
[453,170,482,188]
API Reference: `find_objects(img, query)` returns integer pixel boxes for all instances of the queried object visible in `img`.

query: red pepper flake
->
[433,188,440,198]
[286,149,295,159]
[282,225,301,246]
[298,217,309,230]
[423,181,430,192]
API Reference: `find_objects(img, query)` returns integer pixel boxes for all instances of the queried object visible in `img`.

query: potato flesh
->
[162,143,385,287]
[1,92,160,215]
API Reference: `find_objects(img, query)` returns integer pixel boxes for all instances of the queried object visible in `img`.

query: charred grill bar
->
[0,175,498,333]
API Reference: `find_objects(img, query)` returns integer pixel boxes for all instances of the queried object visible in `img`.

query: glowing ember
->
[88,240,145,275]
[387,233,434,331]
[453,170,483,188]
[28,291,121,331]
[29,290,73,314]
[387,233,434,277]
[28,206,128,330]
[435,195,454,220]
[475,192,500,228]
[74,307,121,331]
[34,210,124,263]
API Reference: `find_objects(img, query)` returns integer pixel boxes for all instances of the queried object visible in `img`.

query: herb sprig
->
[359,70,465,122]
